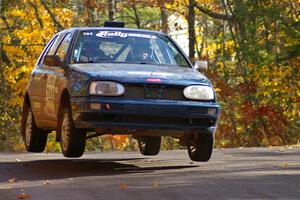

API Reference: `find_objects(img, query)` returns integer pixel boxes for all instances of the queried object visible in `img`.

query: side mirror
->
[44,55,63,67]
[194,60,208,73]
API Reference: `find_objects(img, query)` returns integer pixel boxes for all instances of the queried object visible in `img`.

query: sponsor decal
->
[95,31,157,39]
[45,75,57,117]
[83,32,93,36]
[33,102,41,111]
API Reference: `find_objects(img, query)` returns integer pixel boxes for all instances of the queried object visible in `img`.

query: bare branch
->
[194,3,233,21]
[0,0,2,13]
[40,0,63,30]
[132,5,141,29]
[29,1,44,29]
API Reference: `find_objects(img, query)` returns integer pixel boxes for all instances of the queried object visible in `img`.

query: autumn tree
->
[193,0,300,146]
[0,0,299,151]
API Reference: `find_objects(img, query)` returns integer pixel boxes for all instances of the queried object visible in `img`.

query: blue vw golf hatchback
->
[21,22,220,161]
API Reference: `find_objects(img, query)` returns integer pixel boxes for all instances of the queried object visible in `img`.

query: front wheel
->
[21,105,48,152]
[59,107,86,158]
[138,136,161,156]
[187,133,214,162]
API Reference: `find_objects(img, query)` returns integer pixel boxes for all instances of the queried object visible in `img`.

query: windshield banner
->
[95,31,157,39]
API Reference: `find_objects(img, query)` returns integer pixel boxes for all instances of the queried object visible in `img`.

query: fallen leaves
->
[153,181,160,188]
[282,163,289,167]
[43,180,50,185]
[8,178,16,183]
[119,183,128,190]
[17,193,31,199]
[277,148,286,152]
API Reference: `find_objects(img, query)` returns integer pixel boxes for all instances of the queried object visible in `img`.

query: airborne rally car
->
[21,22,220,161]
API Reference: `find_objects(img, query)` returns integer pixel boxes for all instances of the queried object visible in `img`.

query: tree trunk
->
[108,0,115,21]
[188,0,195,63]
[160,3,168,33]
[132,5,141,29]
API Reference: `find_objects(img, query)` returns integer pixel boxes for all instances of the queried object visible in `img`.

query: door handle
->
[43,73,48,79]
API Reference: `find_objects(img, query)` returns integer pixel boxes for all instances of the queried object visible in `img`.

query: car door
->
[28,35,58,124]
[44,32,73,122]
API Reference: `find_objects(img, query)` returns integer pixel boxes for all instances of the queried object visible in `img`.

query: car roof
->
[58,27,165,36]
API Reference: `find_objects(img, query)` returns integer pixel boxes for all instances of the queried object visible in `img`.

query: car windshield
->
[71,30,190,67]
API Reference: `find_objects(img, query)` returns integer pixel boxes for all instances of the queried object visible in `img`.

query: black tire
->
[59,106,86,158]
[187,133,214,162]
[138,136,161,156]
[21,104,47,152]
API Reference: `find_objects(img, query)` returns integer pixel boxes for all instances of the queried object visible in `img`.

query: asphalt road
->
[0,147,299,200]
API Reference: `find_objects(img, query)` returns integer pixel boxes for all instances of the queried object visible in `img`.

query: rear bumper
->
[70,97,221,134]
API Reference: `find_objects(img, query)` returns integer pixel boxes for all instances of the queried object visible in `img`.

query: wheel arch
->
[56,88,71,141]
[59,89,71,109]
[21,92,31,138]
[24,92,31,107]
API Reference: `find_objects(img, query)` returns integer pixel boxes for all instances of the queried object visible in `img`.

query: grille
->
[124,84,185,101]
[118,115,215,126]
[88,113,215,127]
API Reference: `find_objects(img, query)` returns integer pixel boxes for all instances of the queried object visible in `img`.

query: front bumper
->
[70,97,221,134]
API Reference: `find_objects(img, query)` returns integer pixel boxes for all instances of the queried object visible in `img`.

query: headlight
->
[183,85,214,100]
[89,81,125,96]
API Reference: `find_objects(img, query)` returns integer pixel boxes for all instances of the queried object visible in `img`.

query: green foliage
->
[0,0,299,152]
[205,0,300,147]
[0,87,22,151]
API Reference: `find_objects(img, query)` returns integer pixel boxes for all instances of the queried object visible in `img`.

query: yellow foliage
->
[2,0,75,106]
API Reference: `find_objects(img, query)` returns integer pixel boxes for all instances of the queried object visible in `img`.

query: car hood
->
[69,63,210,85]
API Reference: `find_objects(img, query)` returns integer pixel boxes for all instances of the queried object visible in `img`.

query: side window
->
[48,36,61,56]
[37,35,58,66]
[55,33,72,61]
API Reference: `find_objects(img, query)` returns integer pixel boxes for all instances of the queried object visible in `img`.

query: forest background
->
[0,0,299,152]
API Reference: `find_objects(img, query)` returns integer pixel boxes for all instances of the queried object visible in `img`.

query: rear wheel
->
[59,106,86,158]
[187,133,214,162]
[138,136,161,156]
[21,105,48,152]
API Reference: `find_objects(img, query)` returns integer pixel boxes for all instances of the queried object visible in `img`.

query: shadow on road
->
[0,158,198,182]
